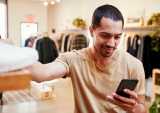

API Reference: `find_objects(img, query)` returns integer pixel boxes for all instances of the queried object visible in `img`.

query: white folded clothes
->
[0,42,38,73]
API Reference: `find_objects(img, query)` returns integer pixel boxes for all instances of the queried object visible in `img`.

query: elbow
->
[31,75,43,83]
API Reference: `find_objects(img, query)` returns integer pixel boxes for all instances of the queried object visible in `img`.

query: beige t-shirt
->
[55,48,145,113]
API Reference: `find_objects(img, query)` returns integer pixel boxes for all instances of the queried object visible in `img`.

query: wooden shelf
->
[124,26,160,33]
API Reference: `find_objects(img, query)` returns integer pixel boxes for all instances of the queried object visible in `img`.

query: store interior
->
[0,0,160,113]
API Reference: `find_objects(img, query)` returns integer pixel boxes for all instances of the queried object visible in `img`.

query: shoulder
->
[118,49,142,66]
[57,48,88,62]
[117,49,143,74]
[118,50,144,78]
[62,48,87,57]
[127,52,141,65]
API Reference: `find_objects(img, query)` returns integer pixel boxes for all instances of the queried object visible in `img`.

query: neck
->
[90,46,112,66]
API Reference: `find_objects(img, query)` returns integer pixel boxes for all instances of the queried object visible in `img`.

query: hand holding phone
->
[116,79,138,98]
[106,79,145,113]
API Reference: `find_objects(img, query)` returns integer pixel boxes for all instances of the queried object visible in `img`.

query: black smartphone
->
[116,79,138,98]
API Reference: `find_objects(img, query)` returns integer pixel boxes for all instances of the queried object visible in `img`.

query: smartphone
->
[116,79,138,98]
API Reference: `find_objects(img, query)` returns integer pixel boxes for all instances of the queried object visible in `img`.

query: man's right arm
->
[27,61,68,82]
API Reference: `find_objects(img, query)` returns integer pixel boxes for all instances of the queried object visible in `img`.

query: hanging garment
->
[142,35,160,78]
[24,37,36,47]
[136,36,144,61]
[70,34,89,50]
[150,36,160,72]
[36,37,58,64]
[60,34,70,52]
[127,36,134,55]
[142,35,152,78]
[64,35,70,52]
[127,35,141,57]
[57,33,65,51]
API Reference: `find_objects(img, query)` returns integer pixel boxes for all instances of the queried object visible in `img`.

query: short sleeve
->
[54,52,71,77]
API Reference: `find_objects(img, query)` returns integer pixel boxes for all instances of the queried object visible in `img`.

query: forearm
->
[138,103,147,113]
[27,62,50,82]
[27,61,67,82]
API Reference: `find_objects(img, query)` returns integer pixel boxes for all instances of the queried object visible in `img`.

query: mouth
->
[103,45,117,55]
[99,45,116,57]
[104,46,115,52]
[105,48,114,53]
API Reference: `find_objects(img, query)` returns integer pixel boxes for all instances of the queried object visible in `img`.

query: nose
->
[106,37,115,47]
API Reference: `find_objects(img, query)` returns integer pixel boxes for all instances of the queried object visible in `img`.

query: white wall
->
[8,0,48,46]
[48,0,160,32]
[7,0,160,45]
[48,0,85,35]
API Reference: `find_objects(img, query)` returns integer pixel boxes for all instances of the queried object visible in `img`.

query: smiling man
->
[29,4,146,113]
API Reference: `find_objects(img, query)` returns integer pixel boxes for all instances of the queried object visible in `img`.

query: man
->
[29,4,146,113]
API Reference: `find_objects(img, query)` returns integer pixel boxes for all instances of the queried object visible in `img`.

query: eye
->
[114,35,121,40]
[99,32,112,39]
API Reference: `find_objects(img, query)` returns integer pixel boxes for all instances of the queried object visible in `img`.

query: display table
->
[0,78,74,113]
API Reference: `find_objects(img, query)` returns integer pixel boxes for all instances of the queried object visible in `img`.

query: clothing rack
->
[121,26,160,79]
[59,29,90,52]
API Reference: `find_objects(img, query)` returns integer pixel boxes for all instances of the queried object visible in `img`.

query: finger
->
[113,93,137,105]
[106,95,116,104]
[106,95,133,108]
[106,95,133,110]
[124,89,138,100]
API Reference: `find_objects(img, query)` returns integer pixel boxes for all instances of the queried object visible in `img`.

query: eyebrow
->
[100,32,122,36]
[117,33,122,35]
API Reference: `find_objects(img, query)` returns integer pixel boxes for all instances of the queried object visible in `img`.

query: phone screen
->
[116,79,138,98]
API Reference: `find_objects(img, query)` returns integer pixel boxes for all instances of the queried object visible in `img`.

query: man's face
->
[90,17,123,58]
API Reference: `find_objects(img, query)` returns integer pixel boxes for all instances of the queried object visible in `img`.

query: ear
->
[89,26,94,37]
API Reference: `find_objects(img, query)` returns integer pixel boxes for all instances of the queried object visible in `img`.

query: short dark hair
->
[91,4,124,28]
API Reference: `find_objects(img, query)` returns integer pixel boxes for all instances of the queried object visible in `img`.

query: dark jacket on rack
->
[36,37,58,64]
[142,35,152,78]
[127,36,137,57]
[142,35,160,78]
[149,36,160,72]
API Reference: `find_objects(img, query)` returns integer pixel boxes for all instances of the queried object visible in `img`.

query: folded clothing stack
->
[0,42,38,73]
[0,42,38,91]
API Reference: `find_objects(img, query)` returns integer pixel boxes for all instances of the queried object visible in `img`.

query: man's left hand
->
[106,89,146,113]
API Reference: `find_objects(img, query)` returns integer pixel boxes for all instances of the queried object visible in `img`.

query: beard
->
[98,44,116,57]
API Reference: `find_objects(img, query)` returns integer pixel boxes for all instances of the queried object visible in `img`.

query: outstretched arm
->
[27,61,68,82]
